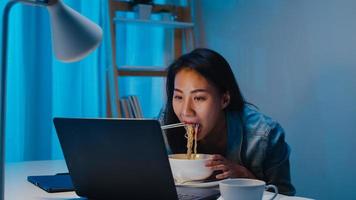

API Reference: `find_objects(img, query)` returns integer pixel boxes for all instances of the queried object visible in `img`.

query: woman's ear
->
[221,92,231,109]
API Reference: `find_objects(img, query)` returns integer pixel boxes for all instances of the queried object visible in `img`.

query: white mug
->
[219,178,278,200]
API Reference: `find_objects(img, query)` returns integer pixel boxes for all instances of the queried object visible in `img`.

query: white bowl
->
[168,154,213,183]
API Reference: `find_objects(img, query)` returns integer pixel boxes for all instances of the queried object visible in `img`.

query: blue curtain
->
[1,0,108,162]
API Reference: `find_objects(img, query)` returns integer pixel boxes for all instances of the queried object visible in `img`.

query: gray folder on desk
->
[53,118,220,200]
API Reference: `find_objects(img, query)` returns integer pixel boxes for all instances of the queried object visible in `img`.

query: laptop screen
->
[53,118,219,200]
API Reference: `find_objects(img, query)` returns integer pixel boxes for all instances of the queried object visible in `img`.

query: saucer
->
[175,179,220,188]
[217,191,310,200]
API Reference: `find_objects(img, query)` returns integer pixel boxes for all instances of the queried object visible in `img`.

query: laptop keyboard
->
[178,193,201,200]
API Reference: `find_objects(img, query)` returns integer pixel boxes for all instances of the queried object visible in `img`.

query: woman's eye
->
[194,96,206,101]
[173,95,182,100]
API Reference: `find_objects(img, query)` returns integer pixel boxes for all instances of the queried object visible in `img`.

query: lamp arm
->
[0,1,55,199]
[13,0,55,6]
[0,1,19,199]
[0,0,102,198]
[0,1,63,199]
[1,1,58,198]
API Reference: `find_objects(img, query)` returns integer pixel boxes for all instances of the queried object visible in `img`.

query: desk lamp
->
[0,0,103,199]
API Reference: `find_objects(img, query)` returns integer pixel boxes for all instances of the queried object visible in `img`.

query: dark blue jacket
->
[225,105,295,196]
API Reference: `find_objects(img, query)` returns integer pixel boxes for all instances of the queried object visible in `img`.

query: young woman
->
[161,48,296,196]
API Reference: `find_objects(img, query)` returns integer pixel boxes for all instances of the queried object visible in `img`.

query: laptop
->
[53,117,220,200]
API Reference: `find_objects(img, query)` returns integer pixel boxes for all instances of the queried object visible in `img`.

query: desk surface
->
[5,160,77,199]
[5,160,312,200]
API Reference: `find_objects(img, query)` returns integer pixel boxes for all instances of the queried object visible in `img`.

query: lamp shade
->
[47,0,103,62]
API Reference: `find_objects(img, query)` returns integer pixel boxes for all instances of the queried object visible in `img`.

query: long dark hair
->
[163,48,245,153]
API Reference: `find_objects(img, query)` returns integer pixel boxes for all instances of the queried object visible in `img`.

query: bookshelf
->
[117,66,167,76]
[107,0,194,118]
[114,17,194,28]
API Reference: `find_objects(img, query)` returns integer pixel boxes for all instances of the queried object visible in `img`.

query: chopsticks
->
[161,122,186,130]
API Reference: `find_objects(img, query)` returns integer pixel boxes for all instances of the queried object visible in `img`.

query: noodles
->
[194,125,197,158]
[185,125,194,159]
[185,124,198,159]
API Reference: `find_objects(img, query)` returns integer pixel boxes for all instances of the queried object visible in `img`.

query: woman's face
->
[172,68,228,141]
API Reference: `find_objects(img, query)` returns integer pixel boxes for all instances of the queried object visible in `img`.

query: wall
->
[193,0,356,199]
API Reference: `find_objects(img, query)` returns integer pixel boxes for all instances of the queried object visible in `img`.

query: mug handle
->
[265,184,278,200]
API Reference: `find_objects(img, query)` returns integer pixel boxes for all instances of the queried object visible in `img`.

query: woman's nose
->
[181,99,195,117]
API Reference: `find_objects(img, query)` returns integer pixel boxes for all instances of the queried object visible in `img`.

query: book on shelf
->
[120,95,143,118]
[120,98,131,118]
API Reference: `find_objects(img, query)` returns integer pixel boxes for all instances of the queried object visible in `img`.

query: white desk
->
[5,160,312,200]
[5,160,78,200]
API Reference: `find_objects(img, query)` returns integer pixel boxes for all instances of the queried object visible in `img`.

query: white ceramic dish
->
[169,154,214,183]
[175,179,221,188]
